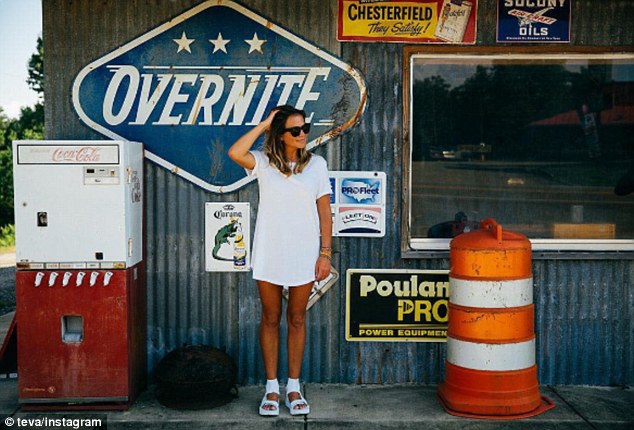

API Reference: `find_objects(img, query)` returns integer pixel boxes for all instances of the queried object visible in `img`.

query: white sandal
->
[259,379,280,417]
[285,391,310,415]
[285,378,310,416]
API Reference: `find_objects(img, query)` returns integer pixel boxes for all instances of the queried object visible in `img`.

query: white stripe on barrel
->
[450,277,533,308]
[447,338,536,371]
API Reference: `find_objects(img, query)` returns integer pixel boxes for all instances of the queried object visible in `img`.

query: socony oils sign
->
[73,1,366,193]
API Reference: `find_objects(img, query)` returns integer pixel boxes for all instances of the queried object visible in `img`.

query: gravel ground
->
[0,266,16,316]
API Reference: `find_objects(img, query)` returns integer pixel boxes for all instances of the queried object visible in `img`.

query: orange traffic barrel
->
[437,219,555,419]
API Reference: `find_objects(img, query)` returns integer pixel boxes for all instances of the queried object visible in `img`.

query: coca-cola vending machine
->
[13,140,146,410]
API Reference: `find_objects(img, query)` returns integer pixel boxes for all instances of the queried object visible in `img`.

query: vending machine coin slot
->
[84,166,119,185]
[37,212,48,227]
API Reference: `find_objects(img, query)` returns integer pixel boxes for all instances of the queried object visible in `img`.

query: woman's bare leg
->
[258,280,283,409]
[286,282,312,408]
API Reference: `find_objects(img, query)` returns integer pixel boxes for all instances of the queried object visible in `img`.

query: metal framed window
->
[402,46,634,255]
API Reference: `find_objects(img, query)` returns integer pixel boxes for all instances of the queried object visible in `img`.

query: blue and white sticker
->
[329,171,386,237]
[340,178,382,204]
[337,206,384,236]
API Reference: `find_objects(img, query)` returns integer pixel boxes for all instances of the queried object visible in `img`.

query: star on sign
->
[210,33,230,54]
[245,32,266,54]
[173,31,195,53]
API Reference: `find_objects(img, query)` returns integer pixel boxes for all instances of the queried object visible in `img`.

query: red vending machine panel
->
[16,264,146,409]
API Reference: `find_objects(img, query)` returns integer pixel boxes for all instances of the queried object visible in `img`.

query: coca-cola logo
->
[52,146,101,162]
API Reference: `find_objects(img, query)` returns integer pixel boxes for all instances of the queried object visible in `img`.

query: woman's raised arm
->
[228,109,279,170]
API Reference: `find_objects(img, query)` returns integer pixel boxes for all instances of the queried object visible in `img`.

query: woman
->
[228,105,332,416]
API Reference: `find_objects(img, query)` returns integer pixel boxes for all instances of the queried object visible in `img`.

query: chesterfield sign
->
[73,1,367,192]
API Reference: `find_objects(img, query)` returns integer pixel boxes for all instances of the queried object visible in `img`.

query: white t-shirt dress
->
[247,150,331,287]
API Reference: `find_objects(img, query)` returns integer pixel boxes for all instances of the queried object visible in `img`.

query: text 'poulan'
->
[359,275,449,298]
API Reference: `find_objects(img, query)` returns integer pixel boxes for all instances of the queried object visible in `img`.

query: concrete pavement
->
[1,379,632,429]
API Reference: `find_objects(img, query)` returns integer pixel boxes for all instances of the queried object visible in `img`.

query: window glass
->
[409,54,634,248]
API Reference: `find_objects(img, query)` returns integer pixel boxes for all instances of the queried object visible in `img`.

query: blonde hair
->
[263,105,311,176]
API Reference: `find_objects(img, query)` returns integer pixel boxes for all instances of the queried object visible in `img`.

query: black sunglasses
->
[283,123,310,137]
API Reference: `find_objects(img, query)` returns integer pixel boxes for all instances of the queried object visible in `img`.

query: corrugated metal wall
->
[43,0,634,386]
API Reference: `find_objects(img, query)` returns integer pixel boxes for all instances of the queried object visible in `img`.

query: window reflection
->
[411,55,634,240]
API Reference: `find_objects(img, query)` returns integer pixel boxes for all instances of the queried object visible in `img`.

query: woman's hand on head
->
[228,108,280,169]
[261,108,280,130]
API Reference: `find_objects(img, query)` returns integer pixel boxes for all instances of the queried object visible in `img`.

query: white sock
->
[266,378,279,394]
[287,378,301,394]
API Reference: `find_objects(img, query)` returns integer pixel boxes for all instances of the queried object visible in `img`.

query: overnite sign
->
[73,1,367,193]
